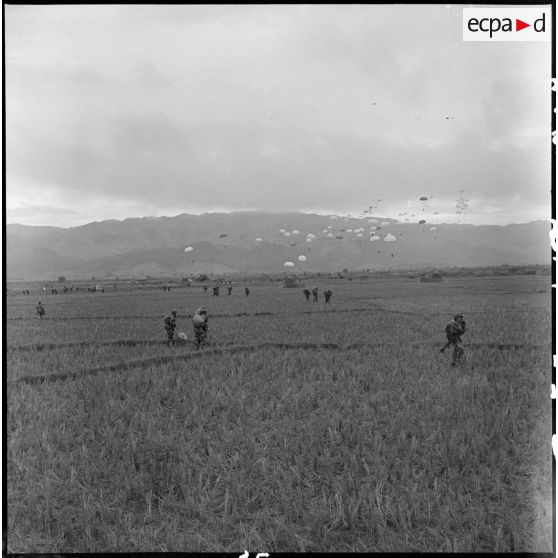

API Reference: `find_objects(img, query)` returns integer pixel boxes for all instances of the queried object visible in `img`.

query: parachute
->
[306,233,316,240]
[384,234,397,242]
[284,232,291,237]
[381,221,390,226]
[356,233,364,237]
[184,246,193,253]
[346,229,352,233]
[327,233,334,238]
[321,229,328,234]
[429,226,437,231]
[219,234,228,238]
[283,261,295,267]
[292,230,300,235]
[279,229,286,234]
[298,255,307,262]
[369,235,381,242]
[177,332,188,341]
[335,235,344,240]
[419,220,426,224]
[306,238,312,243]
[255,237,263,242]
[419,196,428,201]
[368,219,378,224]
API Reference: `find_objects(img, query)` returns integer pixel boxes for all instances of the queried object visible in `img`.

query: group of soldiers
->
[164,307,209,348]
[206,285,250,296]
[303,287,332,304]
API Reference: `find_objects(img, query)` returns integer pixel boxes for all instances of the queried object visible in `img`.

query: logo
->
[463,8,550,41]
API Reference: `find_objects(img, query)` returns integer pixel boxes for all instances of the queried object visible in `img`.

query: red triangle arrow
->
[516,18,530,31]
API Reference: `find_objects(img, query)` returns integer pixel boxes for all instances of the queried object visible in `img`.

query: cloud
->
[5,4,551,227]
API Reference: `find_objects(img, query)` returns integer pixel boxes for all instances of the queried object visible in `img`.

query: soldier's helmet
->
[197,306,208,314]
[453,313,463,319]
[171,309,177,315]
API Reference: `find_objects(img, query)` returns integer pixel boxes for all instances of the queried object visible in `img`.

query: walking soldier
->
[193,306,209,348]
[441,313,467,365]
[164,309,178,347]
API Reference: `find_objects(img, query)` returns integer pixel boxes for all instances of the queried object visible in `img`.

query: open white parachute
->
[384,234,397,242]
[184,246,193,253]
[298,255,307,262]
[283,261,295,267]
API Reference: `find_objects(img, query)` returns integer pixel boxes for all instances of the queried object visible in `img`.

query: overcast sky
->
[6,4,551,227]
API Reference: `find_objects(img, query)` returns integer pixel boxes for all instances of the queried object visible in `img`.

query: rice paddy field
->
[6,274,553,552]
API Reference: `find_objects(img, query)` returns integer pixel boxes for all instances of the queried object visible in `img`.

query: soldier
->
[203,285,208,292]
[164,309,178,347]
[245,287,250,297]
[36,301,45,319]
[311,287,318,302]
[324,289,332,304]
[303,288,311,301]
[212,286,220,297]
[192,306,209,348]
[441,313,467,365]
[227,285,233,295]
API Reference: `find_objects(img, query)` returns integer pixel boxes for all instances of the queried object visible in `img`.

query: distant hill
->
[6,212,550,280]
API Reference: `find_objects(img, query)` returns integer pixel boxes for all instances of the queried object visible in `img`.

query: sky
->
[5,4,552,227]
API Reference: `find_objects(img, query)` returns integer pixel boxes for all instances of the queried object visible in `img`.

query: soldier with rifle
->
[441,313,467,365]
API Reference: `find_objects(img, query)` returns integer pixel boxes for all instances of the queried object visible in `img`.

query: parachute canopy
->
[298,255,307,262]
[356,233,364,237]
[369,235,380,242]
[429,226,437,231]
[335,235,344,240]
[292,230,300,235]
[327,233,334,238]
[419,220,426,224]
[184,246,193,253]
[384,234,397,242]
[219,234,228,238]
[255,237,263,242]
[283,261,295,267]
[419,196,428,201]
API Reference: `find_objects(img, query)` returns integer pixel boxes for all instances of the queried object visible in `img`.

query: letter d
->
[534,13,545,32]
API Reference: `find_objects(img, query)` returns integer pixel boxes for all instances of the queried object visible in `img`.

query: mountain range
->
[6,212,550,280]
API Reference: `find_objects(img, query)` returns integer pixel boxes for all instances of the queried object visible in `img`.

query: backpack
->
[193,313,206,325]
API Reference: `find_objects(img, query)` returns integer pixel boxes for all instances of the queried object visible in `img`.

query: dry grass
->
[6,275,553,552]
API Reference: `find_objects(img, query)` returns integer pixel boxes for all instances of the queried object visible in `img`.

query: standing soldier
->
[303,288,311,301]
[245,287,250,297]
[441,313,467,365]
[36,301,45,319]
[311,287,318,302]
[324,289,332,304]
[203,285,208,292]
[164,309,178,347]
[227,285,233,295]
[192,306,209,348]
[212,286,220,297]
